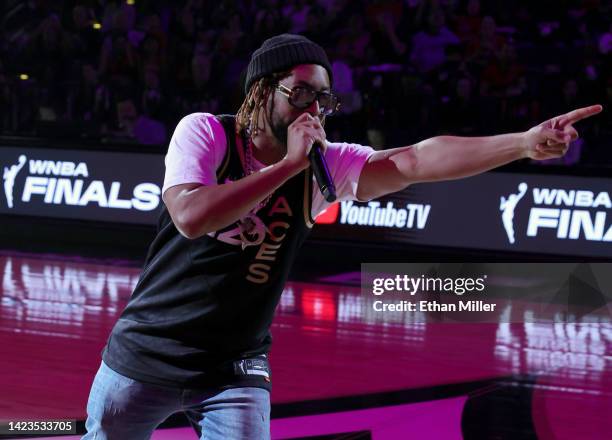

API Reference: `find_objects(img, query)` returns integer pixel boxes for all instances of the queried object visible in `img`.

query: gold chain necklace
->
[237,136,274,249]
[244,136,275,208]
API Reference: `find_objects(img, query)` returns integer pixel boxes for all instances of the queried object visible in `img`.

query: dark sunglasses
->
[276,83,341,116]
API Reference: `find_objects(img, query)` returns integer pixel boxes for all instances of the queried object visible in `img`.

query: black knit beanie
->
[244,34,333,94]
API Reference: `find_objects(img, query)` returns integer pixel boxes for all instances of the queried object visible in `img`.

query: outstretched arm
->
[356,105,602,201]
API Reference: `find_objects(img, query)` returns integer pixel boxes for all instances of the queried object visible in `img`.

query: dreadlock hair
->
[236,71,291,138]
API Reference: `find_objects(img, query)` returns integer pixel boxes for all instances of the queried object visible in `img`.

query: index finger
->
[557,104,603,127]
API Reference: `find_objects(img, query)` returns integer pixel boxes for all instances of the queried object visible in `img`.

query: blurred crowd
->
[1,0,610,166]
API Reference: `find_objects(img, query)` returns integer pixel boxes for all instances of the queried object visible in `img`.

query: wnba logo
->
[500,182,612,244]
[3,155,27,209]
[500,182,528,244]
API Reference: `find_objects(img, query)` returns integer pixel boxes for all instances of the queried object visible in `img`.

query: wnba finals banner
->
[0,146,164,224]
[313,172,612,258]
[1,145,610,257]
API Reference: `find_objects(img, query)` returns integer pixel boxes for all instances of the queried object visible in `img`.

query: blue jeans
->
[82,361,270,440]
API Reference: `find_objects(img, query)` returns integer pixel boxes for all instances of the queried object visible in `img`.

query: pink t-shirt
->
[162,113,375,217]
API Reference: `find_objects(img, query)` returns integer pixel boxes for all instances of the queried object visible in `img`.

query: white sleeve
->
[311,142,375,217]
[162,113,227,195]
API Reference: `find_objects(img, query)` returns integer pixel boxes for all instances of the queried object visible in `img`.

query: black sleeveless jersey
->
[102,115,314,389]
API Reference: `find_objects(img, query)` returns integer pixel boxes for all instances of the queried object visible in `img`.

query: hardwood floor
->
[0,253,610,439]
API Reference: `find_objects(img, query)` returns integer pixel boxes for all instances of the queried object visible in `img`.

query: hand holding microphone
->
[285,113,336,202]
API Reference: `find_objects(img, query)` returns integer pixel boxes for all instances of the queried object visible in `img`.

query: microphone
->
[309,141,336,202]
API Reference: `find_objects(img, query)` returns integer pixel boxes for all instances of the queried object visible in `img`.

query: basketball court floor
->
[1,252,610,439]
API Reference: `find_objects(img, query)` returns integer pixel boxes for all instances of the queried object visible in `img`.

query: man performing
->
[83,34,602,439]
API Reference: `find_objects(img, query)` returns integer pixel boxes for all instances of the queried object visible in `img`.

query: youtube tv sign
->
[317,200,431,229]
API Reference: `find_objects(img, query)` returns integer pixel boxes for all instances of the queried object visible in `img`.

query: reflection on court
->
[1,254,610,438]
